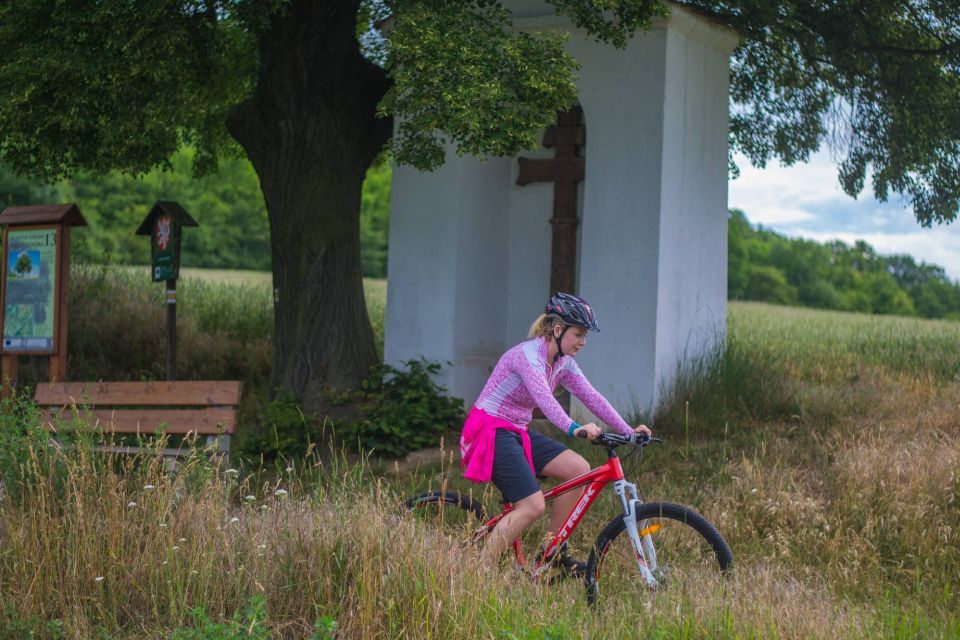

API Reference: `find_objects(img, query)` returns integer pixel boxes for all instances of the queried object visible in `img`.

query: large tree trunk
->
[227,0,392,412]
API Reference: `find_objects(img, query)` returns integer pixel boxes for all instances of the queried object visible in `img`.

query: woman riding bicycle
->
[459,292,651,574]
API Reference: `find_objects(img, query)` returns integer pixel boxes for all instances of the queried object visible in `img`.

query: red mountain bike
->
[406,433,733,604]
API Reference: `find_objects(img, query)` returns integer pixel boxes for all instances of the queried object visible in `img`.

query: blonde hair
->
[527,313,564,339]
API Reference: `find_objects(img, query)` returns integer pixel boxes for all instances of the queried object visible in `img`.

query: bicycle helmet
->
[545,292,600,332]
[544,292,599,363]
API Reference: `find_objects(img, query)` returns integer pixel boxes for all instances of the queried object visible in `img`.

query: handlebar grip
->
[575,427,589,438]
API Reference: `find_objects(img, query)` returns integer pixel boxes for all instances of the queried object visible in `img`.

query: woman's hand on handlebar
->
[573,423,603,440]
[633,424,652,438]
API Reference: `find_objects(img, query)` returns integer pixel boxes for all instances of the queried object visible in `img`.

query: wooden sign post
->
[0,204,87,396]
[135,201,198,381]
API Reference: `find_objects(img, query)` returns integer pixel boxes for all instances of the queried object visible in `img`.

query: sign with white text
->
[2,227,58,353]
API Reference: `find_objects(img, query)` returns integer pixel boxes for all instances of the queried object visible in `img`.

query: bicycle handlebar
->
[576,430,662,448]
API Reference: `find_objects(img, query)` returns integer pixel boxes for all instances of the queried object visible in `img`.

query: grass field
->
[1,271,958,638]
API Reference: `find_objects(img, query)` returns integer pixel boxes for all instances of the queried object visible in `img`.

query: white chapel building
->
[384,1,739,421]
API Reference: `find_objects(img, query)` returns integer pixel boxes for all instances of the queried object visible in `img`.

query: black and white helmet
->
[545,292,600,332]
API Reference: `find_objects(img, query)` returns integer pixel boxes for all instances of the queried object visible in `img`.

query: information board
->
[2,227,58,353]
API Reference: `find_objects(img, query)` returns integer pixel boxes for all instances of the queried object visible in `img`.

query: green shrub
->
[236,360,465,460]
[339,359,465,458]
[168,596,338,640]
[235,390,312,461]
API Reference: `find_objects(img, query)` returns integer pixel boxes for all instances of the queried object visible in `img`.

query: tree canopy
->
[2,0,960,408]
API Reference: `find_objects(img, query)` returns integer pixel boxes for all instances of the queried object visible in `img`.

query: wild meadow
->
[0,271,958,638]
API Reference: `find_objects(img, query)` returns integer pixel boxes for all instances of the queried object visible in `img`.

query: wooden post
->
[1,354,16,398]
[50,224,70,382]
[166,278,176,381]
[136,202,198,383]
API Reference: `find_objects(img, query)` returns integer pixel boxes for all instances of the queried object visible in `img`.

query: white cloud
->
[739,205,816,225]
[730,152,850,210]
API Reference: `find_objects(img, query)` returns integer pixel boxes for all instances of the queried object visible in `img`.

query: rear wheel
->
[404,490,488,536]
[585,502,732,605]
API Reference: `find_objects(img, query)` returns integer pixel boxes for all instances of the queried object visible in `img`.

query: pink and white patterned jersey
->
[474,337,633,436]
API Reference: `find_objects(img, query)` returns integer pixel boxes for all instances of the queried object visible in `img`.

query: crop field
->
[0,272,957,638]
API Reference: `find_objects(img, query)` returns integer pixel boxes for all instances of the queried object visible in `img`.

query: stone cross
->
[516,106,585,296]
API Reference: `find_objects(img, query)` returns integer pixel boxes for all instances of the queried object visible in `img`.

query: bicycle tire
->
[585,501,733,605]
[404,490,488,532]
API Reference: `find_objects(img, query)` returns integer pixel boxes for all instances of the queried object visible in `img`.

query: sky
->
[727,150,960,282]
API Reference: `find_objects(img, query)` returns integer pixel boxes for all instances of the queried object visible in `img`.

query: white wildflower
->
[244,495,255,502]
[143,484,156,491]
[172,546,180,551]
[285,467,294,474]
[178,537,187,543]
[274,489,288,497]
[94,576,104,583]
[127,501,137,508]
[225,468,239,477]
[230,517,240,524]
[159,523,168,529]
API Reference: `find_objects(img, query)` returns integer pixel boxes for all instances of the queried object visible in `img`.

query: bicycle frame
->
[474,446,660,584]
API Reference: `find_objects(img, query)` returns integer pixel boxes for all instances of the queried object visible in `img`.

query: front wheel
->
[585,502,732,605]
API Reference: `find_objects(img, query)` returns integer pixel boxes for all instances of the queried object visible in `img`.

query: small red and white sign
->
[156,215,172,251]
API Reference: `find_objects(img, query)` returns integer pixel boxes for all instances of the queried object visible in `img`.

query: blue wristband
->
[567,422,582,437]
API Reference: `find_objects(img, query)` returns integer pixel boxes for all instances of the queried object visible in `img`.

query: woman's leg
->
[481,490,545,566]
[540,450,591,537]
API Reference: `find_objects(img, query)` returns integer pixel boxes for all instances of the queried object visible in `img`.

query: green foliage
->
[0,148,392,277]
[0,0,262,180]
[728,209,960,319]
[549,0,668,47]
[382,1,580,170]
[0,599,65,639]
[169,595,272,640]
[64,148,272,271]
[236,391,310,461]
[0,164,65,210]
[339,360,466,458]
[745,264,797,305]
[360,162,392,278]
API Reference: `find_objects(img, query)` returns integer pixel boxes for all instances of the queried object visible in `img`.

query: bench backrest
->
[35,381,243,435]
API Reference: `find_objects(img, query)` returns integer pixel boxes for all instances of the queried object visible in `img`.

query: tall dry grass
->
[2,377,958,638]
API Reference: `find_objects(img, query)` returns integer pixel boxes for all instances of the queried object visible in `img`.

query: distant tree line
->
[4,159,959,320]
[729,210,960,319]
[0,151,392,278]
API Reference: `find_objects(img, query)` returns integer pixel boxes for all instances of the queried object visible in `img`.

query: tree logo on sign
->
[156,216,172,251]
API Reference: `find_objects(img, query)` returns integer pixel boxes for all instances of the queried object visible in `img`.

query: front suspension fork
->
[614,481,659,587]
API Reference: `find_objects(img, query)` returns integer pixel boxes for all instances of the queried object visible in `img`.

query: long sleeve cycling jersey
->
[474,337,633,436]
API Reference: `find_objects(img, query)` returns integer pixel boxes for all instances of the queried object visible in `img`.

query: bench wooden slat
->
[42,408,237,435]
[35,381,243,407]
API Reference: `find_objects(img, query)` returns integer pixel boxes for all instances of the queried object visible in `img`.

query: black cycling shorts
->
[490,428,568,503]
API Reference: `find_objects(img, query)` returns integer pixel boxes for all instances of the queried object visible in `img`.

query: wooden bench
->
[35,380,243,456]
